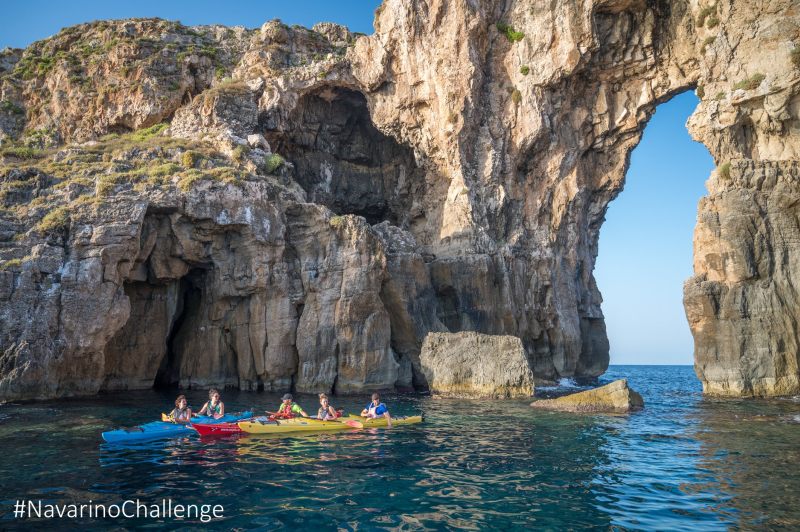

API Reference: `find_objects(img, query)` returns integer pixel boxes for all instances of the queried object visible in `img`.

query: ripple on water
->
[0,367,799,529]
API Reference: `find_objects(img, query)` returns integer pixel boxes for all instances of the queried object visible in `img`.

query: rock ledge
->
[530,379,644,414]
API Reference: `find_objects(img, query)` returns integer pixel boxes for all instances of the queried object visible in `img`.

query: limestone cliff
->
[0,1,798,400]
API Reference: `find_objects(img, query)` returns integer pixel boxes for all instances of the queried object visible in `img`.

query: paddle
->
[341,418,363,429]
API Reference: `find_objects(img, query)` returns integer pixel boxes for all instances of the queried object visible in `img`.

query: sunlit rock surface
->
[531,379,644,413]
[1,0,799,400]
[420,332,535,398]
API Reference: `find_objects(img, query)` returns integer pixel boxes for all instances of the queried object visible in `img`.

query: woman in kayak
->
[317,393,338,420]
[361,392,392,427]
[169,394,192,423]
[274,393,308,418]
[198,388,225,419]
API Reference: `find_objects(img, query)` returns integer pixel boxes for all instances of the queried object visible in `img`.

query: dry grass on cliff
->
[0,122,260,235]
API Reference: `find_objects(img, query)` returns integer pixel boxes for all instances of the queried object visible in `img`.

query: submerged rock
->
[530,379,644,414]
[419,332,534,398]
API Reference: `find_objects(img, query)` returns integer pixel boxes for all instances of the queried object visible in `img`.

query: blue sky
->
[595,91,713,365]
[0,1,382,48]
[2,4,712,365]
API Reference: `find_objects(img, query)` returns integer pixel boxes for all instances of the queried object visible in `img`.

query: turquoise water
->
[0,365,798,530]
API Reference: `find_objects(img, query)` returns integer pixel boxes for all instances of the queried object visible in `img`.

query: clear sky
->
[2,4,713,365]
[0,1,382,49]
[595,91,713,365]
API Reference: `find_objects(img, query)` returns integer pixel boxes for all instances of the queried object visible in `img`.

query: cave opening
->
[153,268,206,390]
[594,90,713,366]
[263,86,425,227]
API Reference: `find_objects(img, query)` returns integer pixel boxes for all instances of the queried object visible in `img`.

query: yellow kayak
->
[238,415,423,434]
[238,417,352,434]
[345,415,423,428]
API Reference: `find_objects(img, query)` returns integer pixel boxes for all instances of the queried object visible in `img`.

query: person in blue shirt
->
[361,392,392,427]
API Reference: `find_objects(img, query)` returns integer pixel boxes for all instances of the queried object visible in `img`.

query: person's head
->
[175,395,187,409]
[371,392,380,406]
[282,393,293,405]
[318,393,329,407]
[209,388,220,403]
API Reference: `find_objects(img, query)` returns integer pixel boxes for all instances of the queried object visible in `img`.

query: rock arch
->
[351,0,800,396]
[0,1,798,400]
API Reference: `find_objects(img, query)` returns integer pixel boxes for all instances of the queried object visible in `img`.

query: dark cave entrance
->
[263,87,425,227]
[153,268,207,390]
[101,263,213,392]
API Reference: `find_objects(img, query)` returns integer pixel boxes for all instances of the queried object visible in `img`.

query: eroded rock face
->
[420,332,534,398]
[0,0,799,400]
[530,379,644,414]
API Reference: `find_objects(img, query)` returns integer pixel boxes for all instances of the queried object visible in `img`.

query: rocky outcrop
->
[0,1,799,400]
[531,379,644,414]
[419,332,534,398]
[685,161,800,397]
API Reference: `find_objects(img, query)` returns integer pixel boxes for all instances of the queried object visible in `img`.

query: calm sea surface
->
[0,365,798,530]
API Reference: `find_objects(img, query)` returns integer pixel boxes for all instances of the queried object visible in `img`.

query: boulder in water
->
[530,379,644,413]
[419,332,534,398]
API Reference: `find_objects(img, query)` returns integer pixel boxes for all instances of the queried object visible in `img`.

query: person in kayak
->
[169,394,192,423]
[274,393,308,418]
[198,388,225,419]
[317,393,339,420]
[361,392,392,427]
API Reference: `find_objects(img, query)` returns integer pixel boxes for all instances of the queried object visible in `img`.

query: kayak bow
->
[101,411,253,443]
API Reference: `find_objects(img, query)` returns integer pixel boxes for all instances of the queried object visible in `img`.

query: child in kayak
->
[361,392,392,427]
[317,393,338,420]
[169,394,192,423]
[273,393,308,418]
[198,388,225,419]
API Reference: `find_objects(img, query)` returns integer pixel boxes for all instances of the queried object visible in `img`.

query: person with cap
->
[272,393,308,419]
[360,392,392,427]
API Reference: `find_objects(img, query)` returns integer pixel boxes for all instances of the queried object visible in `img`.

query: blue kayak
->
[101,411,253,443]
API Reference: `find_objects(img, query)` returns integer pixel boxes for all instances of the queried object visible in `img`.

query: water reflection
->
[0,368,798,529]
[691,397,800,529]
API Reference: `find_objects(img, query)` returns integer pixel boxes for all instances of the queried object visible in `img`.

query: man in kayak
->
[274,393,308,418]
[361,392,392,427]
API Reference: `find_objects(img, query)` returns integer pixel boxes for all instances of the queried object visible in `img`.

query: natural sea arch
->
[596,91,714,367]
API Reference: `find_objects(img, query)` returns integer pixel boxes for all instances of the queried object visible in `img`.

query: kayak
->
[238,417,353,434]
[344,415,423,428]
[102,421,195,443]
[192,421,244,437]
[101,411,253,443]
[238,414,423,434]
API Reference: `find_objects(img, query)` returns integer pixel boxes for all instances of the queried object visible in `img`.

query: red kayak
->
[192,422,243,436]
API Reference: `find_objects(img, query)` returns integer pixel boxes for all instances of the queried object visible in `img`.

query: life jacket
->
[204,401,221,416]
[270,403,296,420]
[171,407,190,421]
[317,406,341,420]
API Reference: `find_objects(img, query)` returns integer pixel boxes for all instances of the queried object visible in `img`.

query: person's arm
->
[216,402,225,419]
[360,405,369,416]
[328,406,337,419]
[384,411,392,427]
[185,408,193,423]
[198,402,209,416]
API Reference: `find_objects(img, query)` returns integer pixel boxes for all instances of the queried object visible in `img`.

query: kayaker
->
[317,393,338,420]
[274,393,308,418]
[169,394,192,423]
[198,388,225,419]
[360,392,392,427]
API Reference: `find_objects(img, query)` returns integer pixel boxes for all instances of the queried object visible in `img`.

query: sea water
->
[0,365,798,530]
